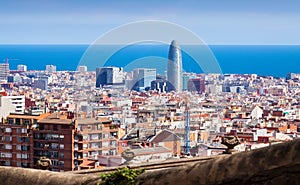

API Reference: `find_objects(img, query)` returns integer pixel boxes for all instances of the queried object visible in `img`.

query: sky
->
[1,0,300,45]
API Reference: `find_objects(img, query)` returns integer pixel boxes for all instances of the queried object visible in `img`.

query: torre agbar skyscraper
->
[167,40,182,92]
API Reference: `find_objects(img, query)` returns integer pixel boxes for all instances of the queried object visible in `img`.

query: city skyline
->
[1,0,300,45]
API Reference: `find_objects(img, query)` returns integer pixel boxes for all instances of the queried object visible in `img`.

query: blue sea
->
[0,44,300,77]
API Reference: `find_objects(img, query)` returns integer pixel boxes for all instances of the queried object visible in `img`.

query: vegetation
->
[99,167,145,185]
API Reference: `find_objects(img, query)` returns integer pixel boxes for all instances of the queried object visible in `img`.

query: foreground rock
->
[0,167,102,185]
[136,139,300,185]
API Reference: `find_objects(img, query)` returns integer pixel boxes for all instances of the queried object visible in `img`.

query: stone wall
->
[0,167,102,185]
[136,139,300,185]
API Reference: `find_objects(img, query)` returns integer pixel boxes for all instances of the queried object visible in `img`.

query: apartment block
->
[0,112,121,171]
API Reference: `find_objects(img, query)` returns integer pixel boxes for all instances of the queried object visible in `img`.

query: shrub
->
[100,167,145,185]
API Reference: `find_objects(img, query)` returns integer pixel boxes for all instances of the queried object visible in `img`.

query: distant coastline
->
[0,44,299,77]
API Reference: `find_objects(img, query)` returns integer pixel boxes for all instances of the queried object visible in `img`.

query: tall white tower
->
[167,40,182,92]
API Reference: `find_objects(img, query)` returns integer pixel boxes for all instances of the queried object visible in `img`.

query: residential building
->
[0,61,9,81]
[1,112,121,171]
[17,65,27,72]
[0,113,49,168]
[46,65,56,73]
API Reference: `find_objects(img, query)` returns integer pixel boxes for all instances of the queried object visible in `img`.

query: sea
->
[0,44,300,77]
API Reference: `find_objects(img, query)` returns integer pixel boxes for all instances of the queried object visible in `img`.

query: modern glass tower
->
[167,40,182,92]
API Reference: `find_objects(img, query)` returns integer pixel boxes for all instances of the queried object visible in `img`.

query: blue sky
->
[1,0,300,44]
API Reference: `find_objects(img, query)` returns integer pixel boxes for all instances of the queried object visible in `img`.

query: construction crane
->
[184,95,191,156]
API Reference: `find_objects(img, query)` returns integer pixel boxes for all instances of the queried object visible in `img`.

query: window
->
[24,119,30,125]
[5,128,12,133]
[59,135,64,141]
[17,153,22,159]
[109,149,116,155]
[22,154,29,159]
[59,144,64,150]
[59,161,64,167]
[17,162,22,167]
[52,160,59,166]
[16,128,22,133]
[16,145,21,150]
[59,152,64,159]
[5,136,12,142]
[1,153,12,158]
[15,118,21,125]
[53,125,58,131]
[90,134,99,140]
[83,144,88,149]
[8,118,14,124]
[102,141,109,147]
[51,143,59,150]
[110,140,116,147]
[22,145,30,151]
[83,135,89,141]
[5,144,12,150]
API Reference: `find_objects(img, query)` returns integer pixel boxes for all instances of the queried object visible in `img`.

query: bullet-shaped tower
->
[167,40,182,92]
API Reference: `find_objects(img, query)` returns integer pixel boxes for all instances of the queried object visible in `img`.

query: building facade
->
[188,78,205,93]
[46,65,56,73]
[132,68,156,91]
[0,112,121,171]
[0,61,9,81]
[96,67,124,88]
[17,65,27,72]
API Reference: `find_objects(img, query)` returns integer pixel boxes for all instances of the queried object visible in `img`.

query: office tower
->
[46,65,56,73]
[188,78,205,93]
[0,60,9,81]
[34,78,48,90]
[132,68,156,91]
[77,66,87,73]
[96,67,124,88]
[151,79,172,93]
[17,64,27,72]
[167,40,182,92]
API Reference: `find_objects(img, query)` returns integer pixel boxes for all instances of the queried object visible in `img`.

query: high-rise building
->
[46,65,56,73]
[132,68,156,91]
[17,65,27,72]
[33,78,48,90]
[96,67,124,88]
[167,40,182,92]
[188,78,205,93]
[0,60,9,81]
[77,66,87,73]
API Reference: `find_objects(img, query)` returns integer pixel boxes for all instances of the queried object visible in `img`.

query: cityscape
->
[0,0,300,184]
[0,39,300,171]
